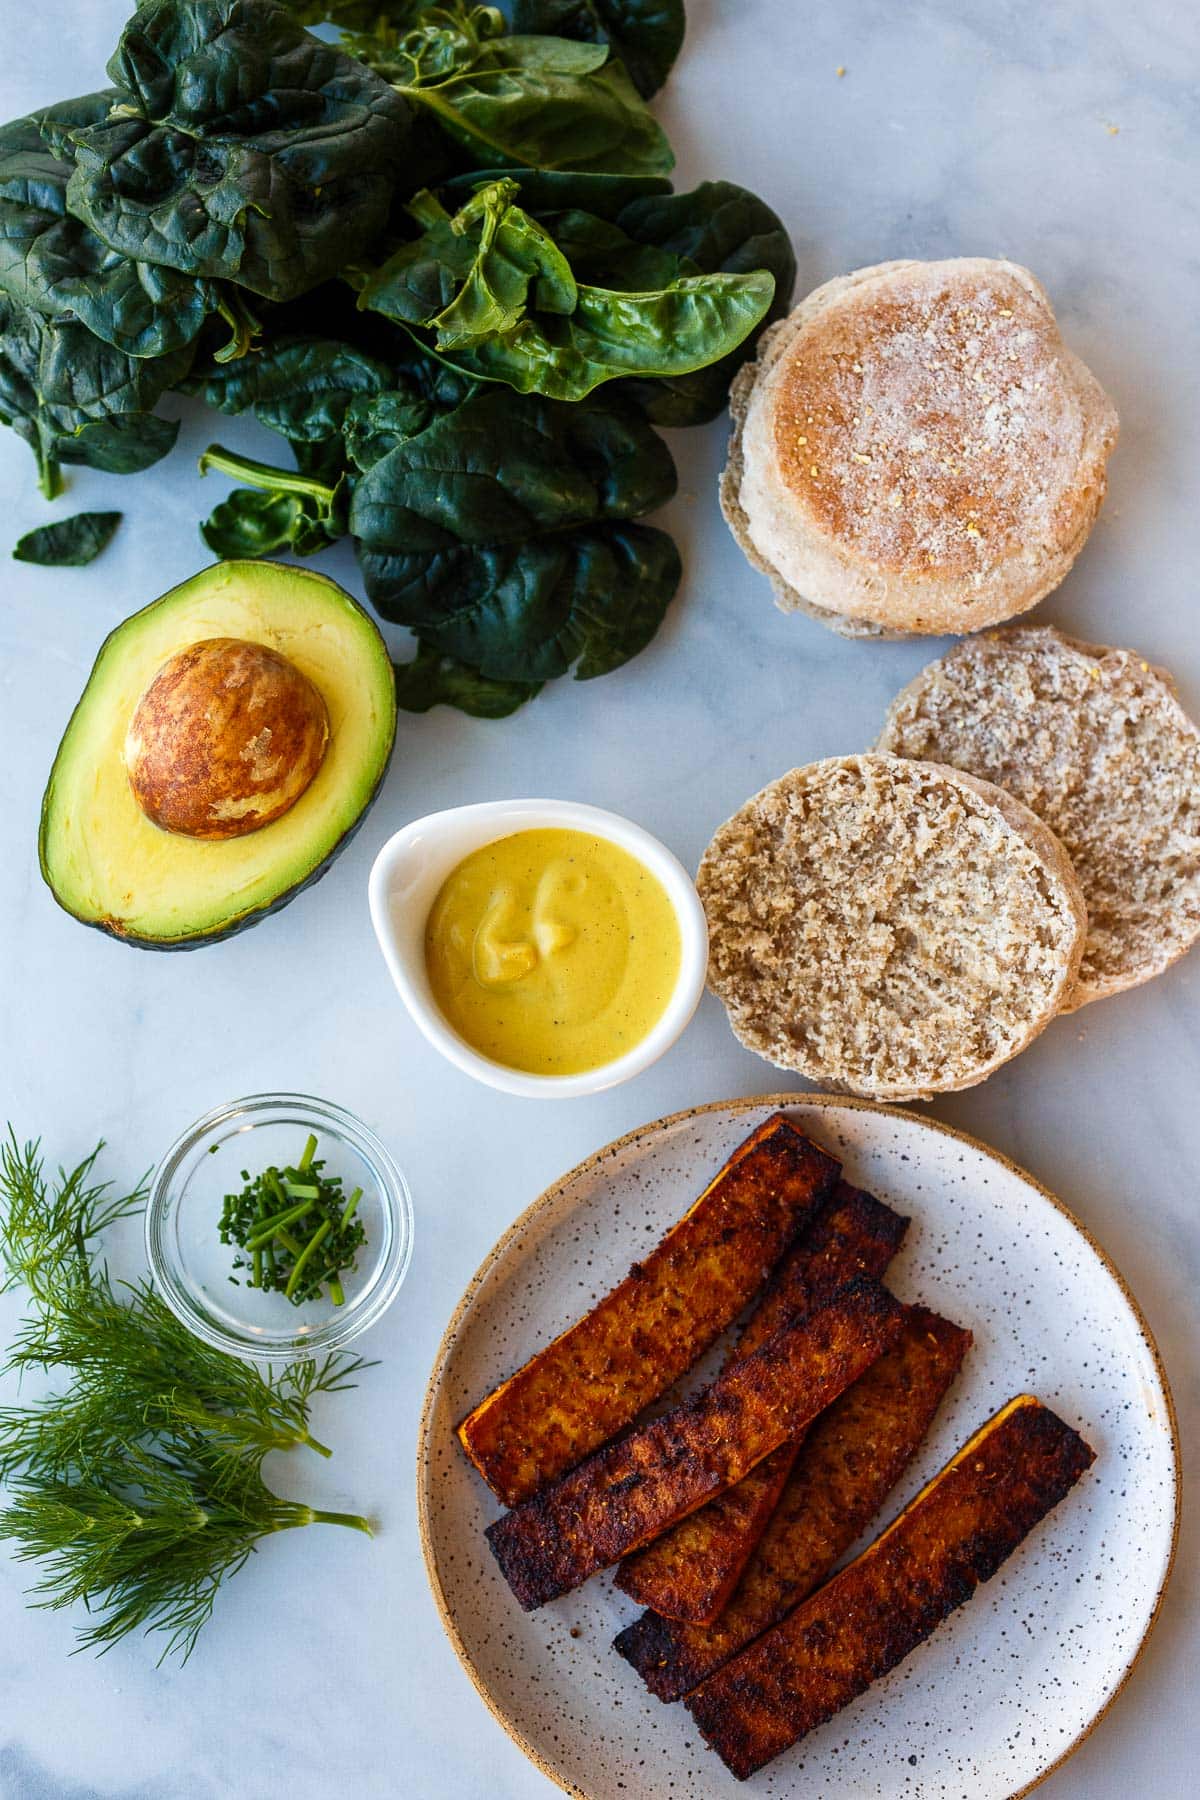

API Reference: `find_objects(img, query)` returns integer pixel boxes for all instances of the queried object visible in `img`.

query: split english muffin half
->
[697,753,1087,1102]
[722,258,1118,638]
[879,626,1200,1007]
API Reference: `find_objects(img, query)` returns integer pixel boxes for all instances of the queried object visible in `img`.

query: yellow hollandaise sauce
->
[425,828,682,1076]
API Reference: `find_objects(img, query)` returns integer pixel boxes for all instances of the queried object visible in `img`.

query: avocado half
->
[39,560,398,950]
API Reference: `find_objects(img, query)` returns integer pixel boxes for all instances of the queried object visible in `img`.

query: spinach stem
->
[198,444,338,507]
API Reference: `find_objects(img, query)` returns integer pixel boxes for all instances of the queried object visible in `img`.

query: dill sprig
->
[0,1132,374,1662]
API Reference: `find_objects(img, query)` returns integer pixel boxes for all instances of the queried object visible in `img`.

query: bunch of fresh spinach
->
[1,0,793,714]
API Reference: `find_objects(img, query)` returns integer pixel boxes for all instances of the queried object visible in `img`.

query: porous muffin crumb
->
[879,627,1200,1006]
[698,754,1086,1100]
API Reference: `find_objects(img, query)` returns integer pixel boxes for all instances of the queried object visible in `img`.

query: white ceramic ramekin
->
[367,799,708,1099]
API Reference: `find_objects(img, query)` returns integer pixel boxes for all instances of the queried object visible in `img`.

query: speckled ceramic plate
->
[418,1097,1179,1800]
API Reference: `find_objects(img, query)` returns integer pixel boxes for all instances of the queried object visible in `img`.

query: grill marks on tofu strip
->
[615,1183,910,1624]
[458,1116,840,1508]
[685,1395,1095,1780]
[614,1304,971,1699]
[485,1278,906,1610]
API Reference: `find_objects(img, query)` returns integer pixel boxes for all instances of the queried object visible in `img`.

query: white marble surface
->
[0,2,1196,1796]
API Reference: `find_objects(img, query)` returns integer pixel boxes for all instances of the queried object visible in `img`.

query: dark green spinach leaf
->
[185,337,394,442]
[347,3,673,174]
[0,295,188,496]
[504,1,684,98]
[57,0,412,302]
[13,510,122,566]
[611,180,798,424]
[441,163,672,216]
[284,1,420,24]
[358,520,679,679]
[0,105,219,359]
[393,640,542,715]
[198,444,348,556]
[349,383,679,679]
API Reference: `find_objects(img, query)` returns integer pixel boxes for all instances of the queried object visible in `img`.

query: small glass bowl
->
[146,1093,413,1362]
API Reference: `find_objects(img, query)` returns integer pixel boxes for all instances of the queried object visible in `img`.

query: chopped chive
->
[220,1132,369,1306]
[285,1220,331,1301]
[244,1200,311,1248]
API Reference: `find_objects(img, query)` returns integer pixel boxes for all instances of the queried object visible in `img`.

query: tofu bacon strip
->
[686,1395,1095,1780]
[615,1304,971,1699]
[615,1183,909,1624]
[459,1116,840,1507]
[486,1278,905,1610]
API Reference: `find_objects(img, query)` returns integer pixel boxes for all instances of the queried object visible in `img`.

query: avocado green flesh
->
[39,560,397,948]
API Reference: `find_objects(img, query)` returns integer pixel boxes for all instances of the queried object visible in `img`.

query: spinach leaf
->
[503,1,684,98]
[387,181,577,349]
[340,361,471,464]
[347,3,673,174]
[0,295,188,496]
[200,488,334,557]
[283,1,421,24]
[184,337,393,442]
[393,641,542,715]
[13,510,122,566]
[57,415,183,480]
[448,269,774,400]
[349,384,679,680]
[57,0,412,302]
[358,520,679,679]
[349,381,675,545]
[441,164,672,216]
[198,444,348,556]
[611,180,798,425]
[0,105,219,359]
[359,181,774,402]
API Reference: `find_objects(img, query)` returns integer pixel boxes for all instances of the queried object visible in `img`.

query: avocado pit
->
[124,637,330,840]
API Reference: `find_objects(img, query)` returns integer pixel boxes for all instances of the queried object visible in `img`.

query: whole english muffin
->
[722,259,1118,637]
[879,626,1200,1008]
[697,754,1087,1101]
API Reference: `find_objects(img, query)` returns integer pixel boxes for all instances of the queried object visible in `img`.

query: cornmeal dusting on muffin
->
[771,267,1097,581]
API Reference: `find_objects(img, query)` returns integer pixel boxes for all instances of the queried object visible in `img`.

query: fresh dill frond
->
[0,1433,370,1663]
[0,1132,374,1663]
[0,1133,146,1313]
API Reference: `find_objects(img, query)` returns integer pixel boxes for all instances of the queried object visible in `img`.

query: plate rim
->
[416,1093,1183,1800]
